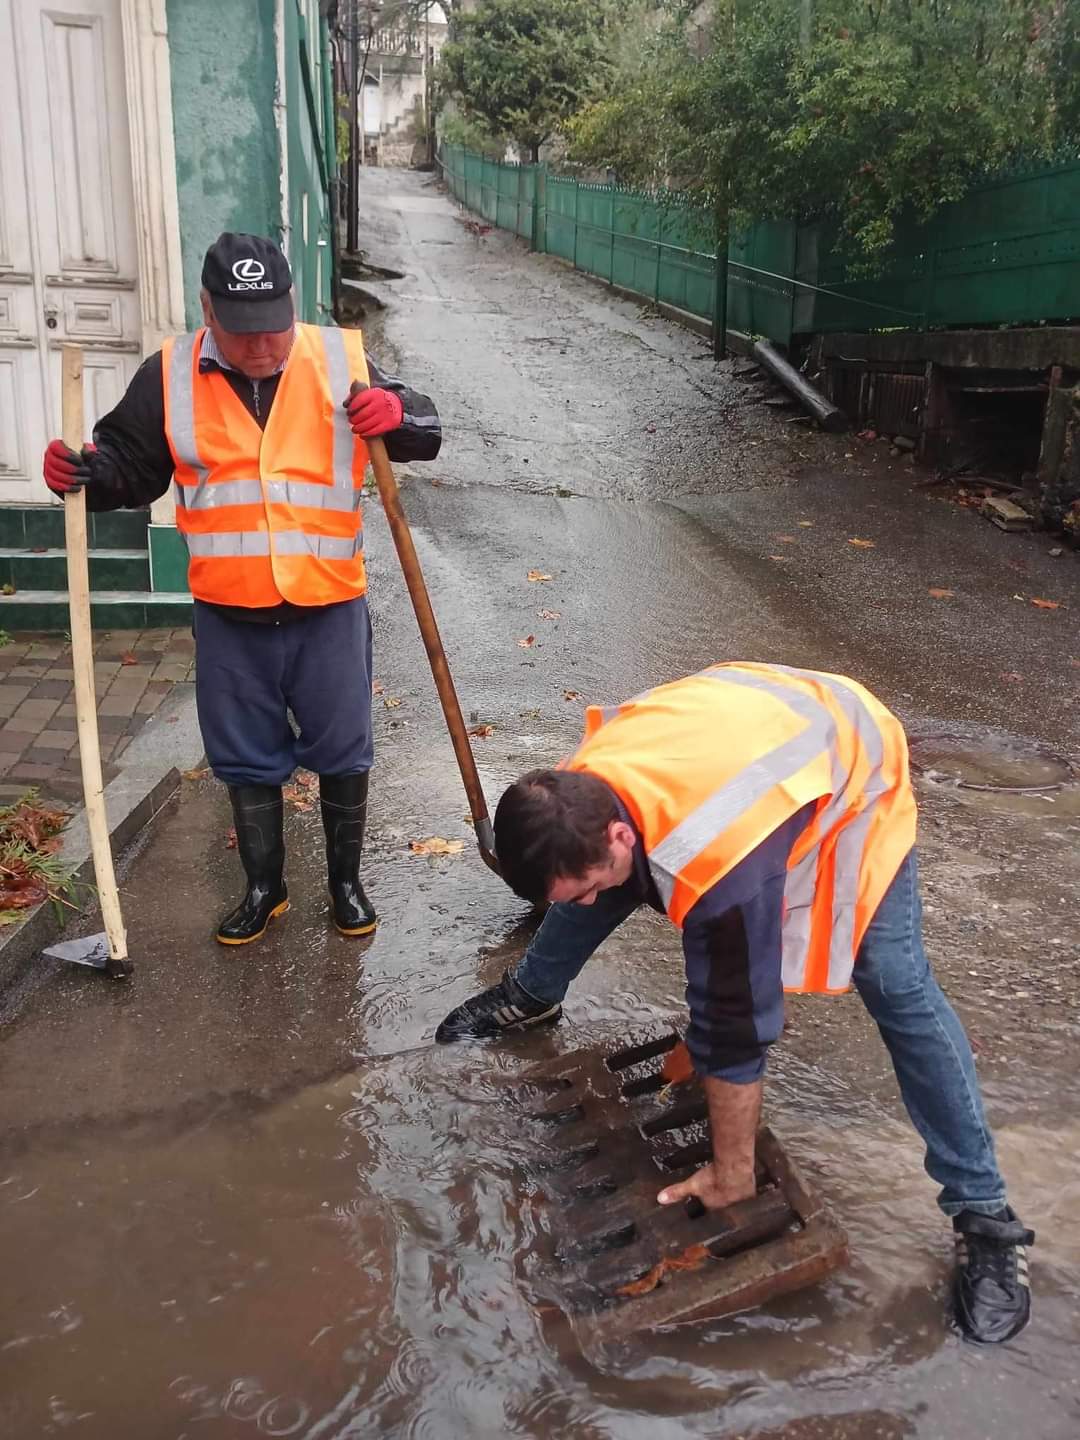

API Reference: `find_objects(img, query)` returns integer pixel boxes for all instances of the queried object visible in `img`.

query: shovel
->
[42,346,133,979]
[359,391,499,873]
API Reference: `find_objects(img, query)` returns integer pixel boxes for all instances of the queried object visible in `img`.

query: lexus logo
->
[232,258,266,282]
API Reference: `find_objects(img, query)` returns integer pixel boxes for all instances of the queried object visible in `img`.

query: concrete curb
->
[0,683,205,993]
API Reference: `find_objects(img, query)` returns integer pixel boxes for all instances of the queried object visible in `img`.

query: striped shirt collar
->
[199,327,293,376]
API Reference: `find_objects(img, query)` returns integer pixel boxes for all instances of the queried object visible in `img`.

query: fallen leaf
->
[848,537,875,548]
[797,520,814,527]
[563,689,581,701]
[927,587,954,599]
[181,767,209,781]
[1070,659,1080,669]
[774,535,798,543]
[283,783,315,811]
[537,608,561,620]
[527,570,553,583]
[467,723,494,738]
[768,555,790,562]
[225,827,237,849]
[999,672,1023,683]
[120,651,138,666]
[517,635,535,648]
[384,695,403,708]
[616,1242,712,1298]
[372,679,385,695]
[1031,598,1061,610]
[409,836,465,857]
[661,1040,695,1086]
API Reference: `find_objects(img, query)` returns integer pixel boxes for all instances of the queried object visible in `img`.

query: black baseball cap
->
[201,232,295,334]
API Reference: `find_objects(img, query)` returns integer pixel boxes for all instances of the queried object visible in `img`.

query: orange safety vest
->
[161,323,370,608]
[564,663,917,994]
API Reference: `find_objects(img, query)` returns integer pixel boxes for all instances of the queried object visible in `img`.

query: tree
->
[568,0,1080,261]
[439,0,612,162]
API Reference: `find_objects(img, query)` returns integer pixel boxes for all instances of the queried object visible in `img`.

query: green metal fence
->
[439,144,1080,349]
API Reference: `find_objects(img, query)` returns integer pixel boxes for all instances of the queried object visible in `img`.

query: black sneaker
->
[953,1207,1034,1344]
[435,969,562,1042]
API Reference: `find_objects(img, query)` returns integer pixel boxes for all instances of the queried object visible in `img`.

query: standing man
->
[43,233,442,946]
[436,662,1034,1345]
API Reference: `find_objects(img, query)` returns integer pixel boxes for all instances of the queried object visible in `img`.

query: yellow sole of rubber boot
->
[216,898,290,946]
[333,916,378,937]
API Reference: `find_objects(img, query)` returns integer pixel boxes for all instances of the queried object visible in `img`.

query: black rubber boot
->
[320,772,378,936]
[216,785,289,945]
[953,1207,1034,1344]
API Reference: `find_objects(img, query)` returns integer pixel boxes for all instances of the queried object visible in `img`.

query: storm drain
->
[909,732,1074,794]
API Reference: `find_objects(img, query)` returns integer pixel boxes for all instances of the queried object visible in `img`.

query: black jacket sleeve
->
[86,351,175,512]
[366,352,442,463]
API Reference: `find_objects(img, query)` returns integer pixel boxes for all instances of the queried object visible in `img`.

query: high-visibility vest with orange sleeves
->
[162,323,370,608]
[564,663,918,994]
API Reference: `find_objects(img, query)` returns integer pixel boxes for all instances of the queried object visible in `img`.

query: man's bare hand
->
[656,1161,757,1212]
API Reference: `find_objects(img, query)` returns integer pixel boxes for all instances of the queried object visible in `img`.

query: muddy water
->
[3,464,1080,1430]
[4,1003,1079,1439]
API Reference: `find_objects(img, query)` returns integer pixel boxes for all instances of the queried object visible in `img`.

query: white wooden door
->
[0,0,141,504]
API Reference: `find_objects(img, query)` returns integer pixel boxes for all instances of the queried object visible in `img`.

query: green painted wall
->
[167,0,282,329]
[284,1,335,323]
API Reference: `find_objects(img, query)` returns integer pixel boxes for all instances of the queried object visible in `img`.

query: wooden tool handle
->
[61,347,130,970]
[366,435,499,872]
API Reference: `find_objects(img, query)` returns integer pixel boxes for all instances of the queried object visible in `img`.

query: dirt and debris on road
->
[1,169,1078,1440]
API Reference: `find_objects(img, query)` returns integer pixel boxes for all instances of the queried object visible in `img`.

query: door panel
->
[0,0,141,504]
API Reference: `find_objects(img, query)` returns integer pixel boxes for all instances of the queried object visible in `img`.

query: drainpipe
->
[274,0,291,263]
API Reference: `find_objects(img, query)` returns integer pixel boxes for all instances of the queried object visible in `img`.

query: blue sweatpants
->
[193,597,374,786]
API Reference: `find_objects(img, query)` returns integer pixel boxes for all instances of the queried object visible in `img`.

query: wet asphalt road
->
[1,169,1078,1439]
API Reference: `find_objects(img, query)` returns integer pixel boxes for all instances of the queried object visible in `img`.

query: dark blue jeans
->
[193,597,374,786]
[514,850,1006,1218]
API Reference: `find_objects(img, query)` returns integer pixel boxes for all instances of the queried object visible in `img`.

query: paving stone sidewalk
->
[0,629,195,808]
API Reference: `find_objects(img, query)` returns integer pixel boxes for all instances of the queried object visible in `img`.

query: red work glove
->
[344,381,404,438]
[43,440,95,495]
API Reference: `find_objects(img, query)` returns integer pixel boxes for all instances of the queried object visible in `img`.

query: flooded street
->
[2,171,1079,1438]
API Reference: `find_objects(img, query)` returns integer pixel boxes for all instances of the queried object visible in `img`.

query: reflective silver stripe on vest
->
[265,478,362,513]
[645,669,832,914]
[175,478,263,510]
[319,326,359,492]
[682,667,843,986]
[185,531,271,558]
[271,530,362,559]
[770,667,890,989]
[167,333,208,482]
[185,530,363,560]
[177,477,363,514]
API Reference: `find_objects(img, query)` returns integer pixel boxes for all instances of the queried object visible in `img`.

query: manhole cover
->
[909,733,1075,794]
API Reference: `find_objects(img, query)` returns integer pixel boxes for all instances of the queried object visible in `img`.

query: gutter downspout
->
[274,0,291,262]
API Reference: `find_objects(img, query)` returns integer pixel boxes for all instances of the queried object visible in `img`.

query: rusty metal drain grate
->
[909,732,1076,795]
[513,1030,847,1340]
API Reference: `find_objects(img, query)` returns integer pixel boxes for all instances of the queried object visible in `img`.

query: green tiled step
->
[0,590,192,631]
[0,504,150,550]
[0,547,151,592]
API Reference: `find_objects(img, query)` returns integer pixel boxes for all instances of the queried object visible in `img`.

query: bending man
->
[437,662,1033,1345]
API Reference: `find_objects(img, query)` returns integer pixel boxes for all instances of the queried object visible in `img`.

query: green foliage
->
[439,0,613,162]
[437,106,506,161]
[568,0,1080,260]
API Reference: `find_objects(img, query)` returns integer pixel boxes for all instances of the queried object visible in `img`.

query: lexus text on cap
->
[201,232,295,334]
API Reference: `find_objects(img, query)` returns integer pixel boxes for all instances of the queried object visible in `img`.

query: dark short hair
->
[494,769,619,904]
